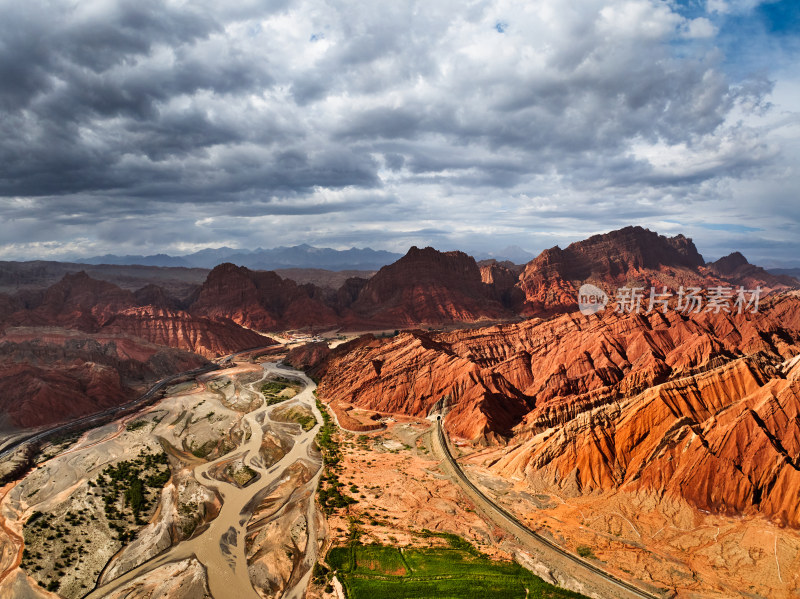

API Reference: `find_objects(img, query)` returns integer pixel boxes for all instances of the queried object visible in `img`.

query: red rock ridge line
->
[315,295,800,526]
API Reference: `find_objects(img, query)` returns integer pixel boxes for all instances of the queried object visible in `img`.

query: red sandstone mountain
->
[284,341,331,372]
[8,271,138,331]
[0,329,208,429]
[348,246,512,326]
[1,272,271,358]
[487,354,800,527]
[479,260,523,307]
[513,226,797,315]
[0,272,270,432]
[517,226,703,313]
[189,249,516,330]
[315,295,800,526]
[708,251,799,290]
[190,263,340,330]
[102,306,269,359]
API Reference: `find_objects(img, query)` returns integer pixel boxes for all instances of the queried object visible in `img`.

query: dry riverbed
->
[0,361,325,599]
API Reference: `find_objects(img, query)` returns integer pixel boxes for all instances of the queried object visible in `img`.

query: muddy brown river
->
[85,363,323,599]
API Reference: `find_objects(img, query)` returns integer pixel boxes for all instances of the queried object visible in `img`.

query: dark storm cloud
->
[0,0,797,261]
[0,1,220,110]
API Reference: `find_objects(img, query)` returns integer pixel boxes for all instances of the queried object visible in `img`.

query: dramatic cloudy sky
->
[1,0,798,265]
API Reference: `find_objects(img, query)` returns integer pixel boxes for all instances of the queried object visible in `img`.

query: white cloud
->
[682,17,717,39]
[0,0,797,262]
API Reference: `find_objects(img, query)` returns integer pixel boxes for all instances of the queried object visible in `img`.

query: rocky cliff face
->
[349,247,512,326]
[103,307,270,359]
[512,226,800,316]
[318,330,534,439]
[7,271,138,331]
[283,342,331,371]
[515,226,719,314]
[190,263,340,330]
[186,248,518,331]
[708,252,799,290]
[489,354,800,527]
[479,261,523,307]
[1,272,272,358]
[0,330,208,428]
[316,295,800,525]
[187,249,518,330]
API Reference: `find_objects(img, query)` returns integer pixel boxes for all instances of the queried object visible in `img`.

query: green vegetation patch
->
[125,420,149,432]
[316,401,358,514]
[92,450,171,534]
[327,541,588,599]
[273,404,316,431]
[261,376,301,405]
[353,544,408,576]
[228,463,257,487]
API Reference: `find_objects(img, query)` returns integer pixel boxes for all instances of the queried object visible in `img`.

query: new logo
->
[577,284,609,316]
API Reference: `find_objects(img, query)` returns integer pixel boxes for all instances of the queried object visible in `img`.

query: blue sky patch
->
[699,223,761,234]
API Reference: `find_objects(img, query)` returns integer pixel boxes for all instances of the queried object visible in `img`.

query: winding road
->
[429,417,664,599]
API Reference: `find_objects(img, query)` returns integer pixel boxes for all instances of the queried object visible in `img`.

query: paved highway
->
[431,417,664,599]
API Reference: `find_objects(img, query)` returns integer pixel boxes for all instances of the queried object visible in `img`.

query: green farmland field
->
[327,542,588,599]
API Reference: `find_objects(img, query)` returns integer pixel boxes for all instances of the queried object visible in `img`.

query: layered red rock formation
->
[0,272,276,432]
[0,330,207,428]
[348,247,511,326]
[317,330,533,440]
[479,261,523,307]
[516,226,716,314]
[1,272,272,358]
[189,247,518,331]
[190,263,340,331]
[316,295,800,526]
[490,354,800,527]
[514,226,798,315]
[8,271,138,331]
[284,342,331,372]
[708,252,799,290]
[103,307,268,359]
[328,401,384,432]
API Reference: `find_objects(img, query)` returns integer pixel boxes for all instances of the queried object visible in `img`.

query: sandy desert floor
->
[457,444,800,599]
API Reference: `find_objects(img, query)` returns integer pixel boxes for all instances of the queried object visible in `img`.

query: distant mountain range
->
[76,244,539,271]
[474,245,536,264]
[769,267,800,279]
[76,245,403,271]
